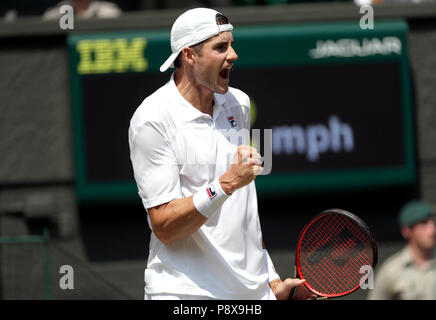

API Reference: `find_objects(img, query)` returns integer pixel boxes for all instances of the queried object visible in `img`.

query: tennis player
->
[128,8,314,300]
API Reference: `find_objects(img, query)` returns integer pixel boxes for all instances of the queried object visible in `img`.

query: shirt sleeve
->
[129,122,181,209]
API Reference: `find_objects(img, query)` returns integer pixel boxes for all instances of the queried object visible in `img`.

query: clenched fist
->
[219,145,263,195]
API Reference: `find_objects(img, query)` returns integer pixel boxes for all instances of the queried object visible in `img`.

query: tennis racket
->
[290,209,378,299]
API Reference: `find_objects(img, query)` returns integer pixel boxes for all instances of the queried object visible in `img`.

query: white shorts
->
[144,293,216,300]
[144,288,276,300]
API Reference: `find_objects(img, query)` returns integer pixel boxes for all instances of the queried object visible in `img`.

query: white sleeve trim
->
[142,190,181,209]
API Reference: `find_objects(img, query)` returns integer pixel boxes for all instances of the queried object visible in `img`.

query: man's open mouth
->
[219,68,230,80]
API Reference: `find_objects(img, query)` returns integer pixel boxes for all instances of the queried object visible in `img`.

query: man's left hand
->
[270,278,318,300]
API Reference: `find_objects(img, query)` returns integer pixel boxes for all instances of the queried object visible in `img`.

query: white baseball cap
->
[160,8,233,72]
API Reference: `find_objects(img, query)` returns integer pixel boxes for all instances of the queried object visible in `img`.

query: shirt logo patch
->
[207,185,217,199]
[227,116,237,127]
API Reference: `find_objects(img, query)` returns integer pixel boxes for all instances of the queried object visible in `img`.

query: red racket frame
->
[294,209,378,298]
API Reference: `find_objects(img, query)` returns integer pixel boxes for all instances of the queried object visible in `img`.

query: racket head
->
[295,209,378,298]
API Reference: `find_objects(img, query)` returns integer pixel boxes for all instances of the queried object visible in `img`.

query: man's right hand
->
[219,145,263,195]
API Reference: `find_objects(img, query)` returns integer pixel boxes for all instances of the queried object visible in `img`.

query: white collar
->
[168,72,227,122]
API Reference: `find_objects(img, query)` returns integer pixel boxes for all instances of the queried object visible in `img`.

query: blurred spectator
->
[353,0,382,5]
[42,0,121,20]
[368,200,436,300]
[3,9,17,22]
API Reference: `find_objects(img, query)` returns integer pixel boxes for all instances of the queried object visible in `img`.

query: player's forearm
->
[149,196,207,246]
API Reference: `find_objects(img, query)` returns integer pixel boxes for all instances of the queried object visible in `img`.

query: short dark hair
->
[174,13,230,68]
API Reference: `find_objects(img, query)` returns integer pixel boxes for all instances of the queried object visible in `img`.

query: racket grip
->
[288,287,297,300]
[288,265,297,300]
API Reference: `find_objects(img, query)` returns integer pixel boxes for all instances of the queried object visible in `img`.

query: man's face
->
[405,217,436,251]
[191,31,238,94]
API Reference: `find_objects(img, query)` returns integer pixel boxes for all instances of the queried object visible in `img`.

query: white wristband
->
[264,249,280,282]
[193,179,231,219]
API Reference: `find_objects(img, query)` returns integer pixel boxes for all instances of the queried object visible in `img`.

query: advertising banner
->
[68,20,415,202]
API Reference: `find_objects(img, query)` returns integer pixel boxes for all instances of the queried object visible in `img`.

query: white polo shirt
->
[128,73,272,299]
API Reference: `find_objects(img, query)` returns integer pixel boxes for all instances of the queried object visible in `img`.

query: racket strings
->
[298,214,374,296]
